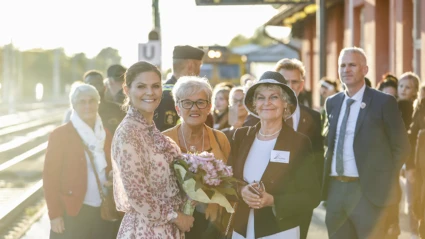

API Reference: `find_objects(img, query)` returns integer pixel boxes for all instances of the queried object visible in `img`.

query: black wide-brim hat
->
[244,71,298,120]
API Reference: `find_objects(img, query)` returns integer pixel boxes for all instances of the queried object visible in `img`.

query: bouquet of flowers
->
[173,151,241,215]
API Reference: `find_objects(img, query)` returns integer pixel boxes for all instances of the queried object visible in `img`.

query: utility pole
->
[139,1,162,70]
[317,0,327,79]
[53,48,61,99]
[151,0,161,70]
[152,0,160,30]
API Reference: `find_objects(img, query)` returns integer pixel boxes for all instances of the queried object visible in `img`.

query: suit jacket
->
[228,122,321,238]
[322,87,410,206]
[242,105,324,180]
[298,105,324,181]
[415,130,425,218]
[43,122,113,220]
[407,100,425,170]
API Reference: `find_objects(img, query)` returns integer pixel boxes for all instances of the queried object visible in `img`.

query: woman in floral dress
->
[112,61,194,239]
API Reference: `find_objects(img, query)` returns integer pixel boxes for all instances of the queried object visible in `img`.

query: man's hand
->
[50,217,65,234]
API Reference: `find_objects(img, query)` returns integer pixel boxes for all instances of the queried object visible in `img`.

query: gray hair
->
[253,84,290,107]
[172,76,213,103]
[338,47,368,66]
[69,83,100,107]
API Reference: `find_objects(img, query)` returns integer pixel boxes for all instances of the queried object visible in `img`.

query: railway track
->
[0,105,67,238]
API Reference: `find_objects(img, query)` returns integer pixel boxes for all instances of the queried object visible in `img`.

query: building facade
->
[265,0,425,108]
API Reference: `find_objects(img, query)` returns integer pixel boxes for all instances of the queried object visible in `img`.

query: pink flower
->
[215,160,226,171]
[223,166,233,177]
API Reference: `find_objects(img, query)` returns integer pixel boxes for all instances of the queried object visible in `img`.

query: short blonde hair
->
[172,76,213,103]
[338,47,368,65]
[69,83,100,108]
[274,58,306,79]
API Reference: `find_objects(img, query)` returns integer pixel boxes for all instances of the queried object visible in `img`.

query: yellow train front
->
[199,46,247,87]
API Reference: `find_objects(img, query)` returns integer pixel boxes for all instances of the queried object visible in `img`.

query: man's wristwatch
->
[167,211,178,222]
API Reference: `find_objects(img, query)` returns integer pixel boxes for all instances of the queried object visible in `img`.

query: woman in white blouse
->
[227,71,321,239]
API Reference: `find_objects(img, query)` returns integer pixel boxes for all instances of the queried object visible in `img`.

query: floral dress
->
[112,107,184,239]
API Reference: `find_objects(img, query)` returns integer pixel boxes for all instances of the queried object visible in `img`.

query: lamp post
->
[317,0,327,78]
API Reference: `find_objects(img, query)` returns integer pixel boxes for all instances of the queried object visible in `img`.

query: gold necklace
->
[180,124,204,153]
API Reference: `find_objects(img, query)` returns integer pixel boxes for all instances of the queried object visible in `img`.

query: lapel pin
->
[303,118,306,123]
[361,102,366,109]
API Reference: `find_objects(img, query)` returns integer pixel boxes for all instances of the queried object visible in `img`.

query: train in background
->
[199,46,247,87]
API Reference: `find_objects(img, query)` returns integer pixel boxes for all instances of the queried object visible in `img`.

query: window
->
[200,64,213,80]
[413,0,421,76]
[218,64,240,79]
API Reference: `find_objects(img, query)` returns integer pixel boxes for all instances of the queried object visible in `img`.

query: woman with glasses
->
[163,76,231,239]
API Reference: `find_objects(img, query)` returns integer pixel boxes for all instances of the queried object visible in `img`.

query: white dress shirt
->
[330,84,366,177]
[289,103,301,131]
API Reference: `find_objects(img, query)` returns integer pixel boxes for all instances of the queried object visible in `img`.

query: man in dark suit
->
[323,47,410,238]
[274,58,324,239]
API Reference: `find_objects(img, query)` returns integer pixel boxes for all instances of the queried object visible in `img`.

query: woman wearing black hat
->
[228,71,321,239]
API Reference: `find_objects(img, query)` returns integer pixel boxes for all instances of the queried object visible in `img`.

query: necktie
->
[285,117,293,128]
[336,98,355,176]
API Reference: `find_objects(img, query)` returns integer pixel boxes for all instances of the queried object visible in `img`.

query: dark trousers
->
[185,210,221,239]
[300,211,313,239]
[325,179,387,239]
[50,204,116,239]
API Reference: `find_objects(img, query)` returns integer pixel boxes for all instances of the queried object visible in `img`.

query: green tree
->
[94,47,122,73]
[228,26,274,48]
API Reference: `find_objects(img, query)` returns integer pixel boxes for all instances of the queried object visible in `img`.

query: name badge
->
[270,150,290,164]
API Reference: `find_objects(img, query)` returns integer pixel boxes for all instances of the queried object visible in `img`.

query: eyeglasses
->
[179,99,209,109]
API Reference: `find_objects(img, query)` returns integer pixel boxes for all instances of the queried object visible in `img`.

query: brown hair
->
[274,58,306,79]
[122,61,161,111]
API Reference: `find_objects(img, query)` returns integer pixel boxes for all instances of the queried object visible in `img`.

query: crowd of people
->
[42,45,425,239]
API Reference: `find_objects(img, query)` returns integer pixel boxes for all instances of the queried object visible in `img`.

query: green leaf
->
[184,171,195,181]
[195,180,203,191]
[204,189,215,199]
[215,187,238,196]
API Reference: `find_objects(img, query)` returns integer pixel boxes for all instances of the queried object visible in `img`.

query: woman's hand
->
[257,191,274,209]
[241,183,274,209]
[173,212,194,232]
[205,203,221,221]
[50,217,65,234]
[241,183,261,208]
